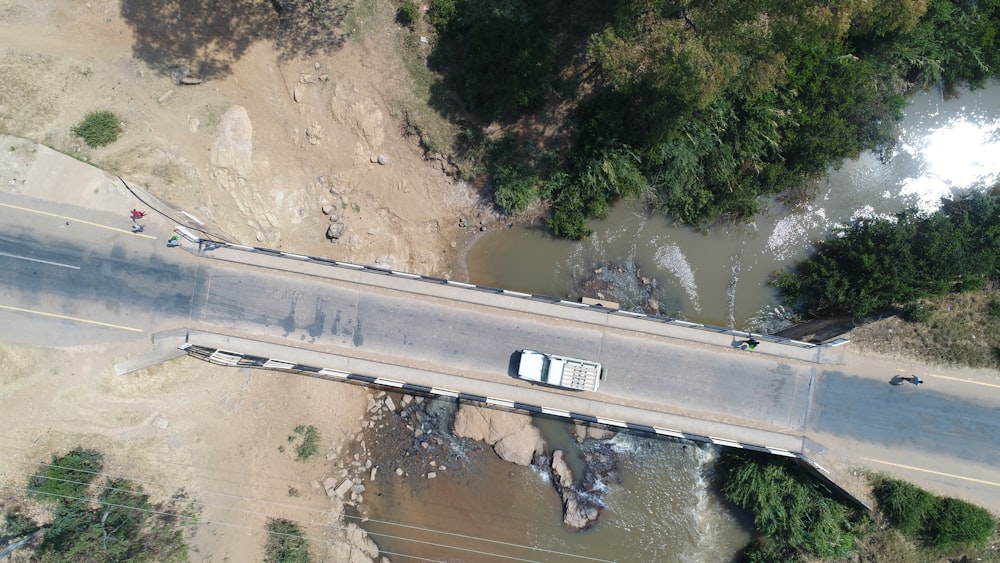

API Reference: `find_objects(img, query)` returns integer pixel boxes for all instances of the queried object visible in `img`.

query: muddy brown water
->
[467,83,1000,331]
[361,411,751,562]
[359,83,1000,561]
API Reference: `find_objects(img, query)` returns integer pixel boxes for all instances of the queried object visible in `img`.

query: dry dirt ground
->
[0,0,496,560]
[0,0,494,275]
[0,343,376,561]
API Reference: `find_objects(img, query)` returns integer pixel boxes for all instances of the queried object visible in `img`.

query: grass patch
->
[394,20,460,159]
[849,283,1000,368]
[290,425,321,461]
[71,110,123,147]
[264,518,310,562]
[342,0,384,40]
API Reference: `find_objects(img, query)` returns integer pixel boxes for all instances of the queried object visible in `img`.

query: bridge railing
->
[178,340,868,512]
[182,233,843,352]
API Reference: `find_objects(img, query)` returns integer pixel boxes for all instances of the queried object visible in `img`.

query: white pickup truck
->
[516,350,604,391]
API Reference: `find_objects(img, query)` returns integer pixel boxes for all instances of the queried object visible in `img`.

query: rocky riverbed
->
[334,388,629,560]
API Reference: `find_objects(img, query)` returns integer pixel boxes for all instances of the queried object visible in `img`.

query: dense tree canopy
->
[428,0,1000,237]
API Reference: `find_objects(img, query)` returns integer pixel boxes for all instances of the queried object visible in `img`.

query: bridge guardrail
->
[182,235,841,352]
[180,342,801,456]
[180,341,870,508]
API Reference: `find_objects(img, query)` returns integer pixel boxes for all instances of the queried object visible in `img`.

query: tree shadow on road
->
[120,0,348,81]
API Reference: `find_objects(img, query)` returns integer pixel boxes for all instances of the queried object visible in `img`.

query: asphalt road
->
[3,194,1000,509]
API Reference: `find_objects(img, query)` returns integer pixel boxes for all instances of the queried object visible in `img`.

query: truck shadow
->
[506,351,521,379]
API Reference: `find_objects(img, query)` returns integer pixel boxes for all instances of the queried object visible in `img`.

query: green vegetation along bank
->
[775,189,1000,318]
[410,0,1000,237]
[720,453,998,562]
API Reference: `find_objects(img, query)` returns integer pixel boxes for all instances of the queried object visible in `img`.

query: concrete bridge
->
[3,139,1000,511]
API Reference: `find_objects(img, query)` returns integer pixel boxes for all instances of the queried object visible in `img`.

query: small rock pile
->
[335,390,467,513]
[577,261,668,315]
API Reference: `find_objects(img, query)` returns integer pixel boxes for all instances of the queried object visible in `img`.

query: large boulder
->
[551,449,574,485]
[562,495,601,530]
[211,105,253,176]
[550,449,606,531]
[345,522,380,561]
[327,222,346,240]
[451,405,544,466]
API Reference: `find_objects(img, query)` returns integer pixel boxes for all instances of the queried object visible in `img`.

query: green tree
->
[426,0,1000,237]
[17,447,191,561]
[462,4,554,117]
[777,191,1000,317]
[873,478,937,536]
[3,510,40,537]
[28,447,103,503]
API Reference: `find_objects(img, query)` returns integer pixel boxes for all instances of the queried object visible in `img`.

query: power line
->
[0,442,614,561]
[5,477,582,563]
[0,483,445,563]
[2,462,615,562]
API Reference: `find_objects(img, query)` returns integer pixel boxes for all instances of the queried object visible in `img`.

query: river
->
[466,82,1000,330]
[359,83,1000,562]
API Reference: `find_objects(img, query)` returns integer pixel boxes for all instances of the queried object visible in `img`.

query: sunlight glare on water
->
[898,111,1000,212]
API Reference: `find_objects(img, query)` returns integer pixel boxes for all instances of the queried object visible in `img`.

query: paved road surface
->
[3,192,1000,511]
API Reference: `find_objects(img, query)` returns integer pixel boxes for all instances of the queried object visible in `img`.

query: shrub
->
[926,496,996,549]
[902,301,935,323]
[546,198,592,239]
[71,110,123,147]
[429,0,458,33]
[396,0,419,26]
[986,298,1000,318]
[492,163,538,214]
[872,478,936,536]
[264,518,310,563]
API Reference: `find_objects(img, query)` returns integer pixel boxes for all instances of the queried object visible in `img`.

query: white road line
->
[863,457,1000,488]
[0,304,143,332]
[927,373,1000,390]
[0,251,80,270]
